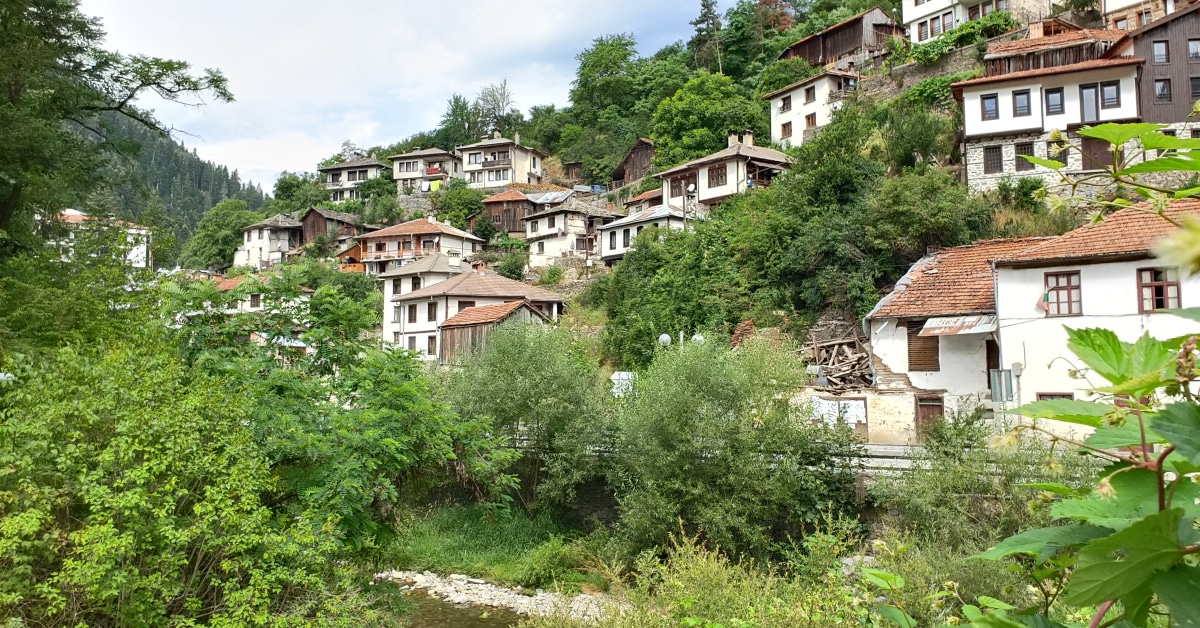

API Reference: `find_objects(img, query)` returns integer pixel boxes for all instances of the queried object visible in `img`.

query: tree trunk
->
[0,184,21,234]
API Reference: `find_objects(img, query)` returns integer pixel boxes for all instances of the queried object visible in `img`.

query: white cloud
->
[78,0,708,190]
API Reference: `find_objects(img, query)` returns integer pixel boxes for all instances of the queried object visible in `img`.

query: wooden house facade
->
[777,7,902,71]
[609,138,655,190]
[1106,3,1200,123]
[299,207,367,246]
[476,189,533,236]
[438,300,552,363]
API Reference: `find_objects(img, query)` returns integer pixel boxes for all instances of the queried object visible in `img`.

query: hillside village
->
[193,0,1200,447]
[6,0,1200,626]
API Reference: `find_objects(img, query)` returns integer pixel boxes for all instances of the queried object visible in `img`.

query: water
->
[404,592,524,628]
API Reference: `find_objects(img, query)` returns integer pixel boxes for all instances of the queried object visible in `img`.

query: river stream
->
[405,592,524,627]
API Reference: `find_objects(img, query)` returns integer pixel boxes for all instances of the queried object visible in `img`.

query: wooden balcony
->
[482,158,511,168]
[339,263,365,273]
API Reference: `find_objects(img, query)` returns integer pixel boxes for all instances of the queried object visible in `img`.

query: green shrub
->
[902,70,980,110]
[517,537,585,587]
[538,263,564,286]
[608,337,863,557]
[497,254,526,280]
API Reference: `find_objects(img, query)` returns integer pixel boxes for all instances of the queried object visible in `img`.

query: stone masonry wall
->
[857,28,1028,102]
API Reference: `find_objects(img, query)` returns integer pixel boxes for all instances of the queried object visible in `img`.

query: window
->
[407,336,416,351]
[907,321,940,372]
[391,278,402,294]
[1192,77,1200,99]
[408,304,418,323]
[805,113,817,128]
[458,300,475,312]
[781,121,793,138]
[1100,81,1121,108]
[548,216,556,229]
[403,239,413,250]
[1045,88,1064,115]
[249,293,261,309]
[1114,18,1128,29]
[1153,40,1170,63]
[1138,267,1180,312]
[1155,79,1172,103]
[942,11,953,28]
[427,335,436,356]
[918,21,929,41]
[1190,39,1200,59]
[780,95,791,111]
[916,396,945,437]
[916,0,925,5]
[1140,10,1152,24]
[708,164,727,188]
[622,229,631,247]
[1015,142,1035,171]
[1160,129,1177,157]
[421,238,434,249]
[670,179,683,197]
[1012,90,1031,117]
[410,277,421,291]
[575,236,587,250]
[531,220,538,233]
[609,231,617,250]
[393,331,400,343]
[468,152,481,164]
[1080,84,1099,122]
[393,305,402,323]
[983,146,1003,174]
[1044,272,1081,316]
[1037,393,1075,401]
[537,241,545,254]
[969,4,980,20]
[981,93,999,120]
[931,15,943,36]
[427,302,438,321]
[804,86,816,103]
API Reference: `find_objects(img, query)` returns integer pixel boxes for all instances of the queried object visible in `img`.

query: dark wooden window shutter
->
[907,320,940,372]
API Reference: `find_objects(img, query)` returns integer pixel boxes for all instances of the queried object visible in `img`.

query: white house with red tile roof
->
[952,57,1143,192]
[818,237,1049,445]
[55,209,151,269]
[596,204,688,264]
[388,147,463,194]
[354,216,483,275]
[655,131,790,212]
[524,196,621,269]
[388,269,563,360]
[763,71,858,148]
[994,201,1200,432]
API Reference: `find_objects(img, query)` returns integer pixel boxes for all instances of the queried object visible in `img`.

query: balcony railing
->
[481,158,512,168]
[326,180,344,188]
[425,166,443,175]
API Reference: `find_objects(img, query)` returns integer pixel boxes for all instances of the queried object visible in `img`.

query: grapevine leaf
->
[963,604,983,620]
[1062,508,1185,606]
[1051,467,1200,530]
[1151,403,1200,465]
[1120,583,1154,626]
[1137,131,1200,152]
[1020,155,1064,170]
[1078,123,1166,146]
[1065,328,1174,386]
[975,524,1110,562]
[874,604,916,627]
[1010,399,1109,428]
[1084,421,1165,450]
[1153,564,1200,628]
[1114,154,1200,176]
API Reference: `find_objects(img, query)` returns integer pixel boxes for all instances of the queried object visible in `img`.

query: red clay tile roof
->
[998,199,1200,266]
[393,271,564,303]
[358,218,482,241]
[624,188,663,205]
[440,300,548,328]
[952,57,1142,89]
[986,28,1126,56]
[483,189,529,203]
[215,275,249,291]
[868,238,1054,319]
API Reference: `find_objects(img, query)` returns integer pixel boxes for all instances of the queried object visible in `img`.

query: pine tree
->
[689,0,724,73]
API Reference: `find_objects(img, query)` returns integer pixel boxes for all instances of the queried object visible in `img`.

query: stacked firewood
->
[803,334,872,390]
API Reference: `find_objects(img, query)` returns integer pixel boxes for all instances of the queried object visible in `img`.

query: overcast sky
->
[79,1,724,191]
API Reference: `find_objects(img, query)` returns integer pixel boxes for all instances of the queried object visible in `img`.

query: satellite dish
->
[433,236,440,243]
[686,183,696,193]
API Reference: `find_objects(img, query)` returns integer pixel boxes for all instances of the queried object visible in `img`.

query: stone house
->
[319,153,390,203]
[764,70,859,147]
[459,131,545,189]
[389,147,463,194]
[233,214,302,270]
[656,131,790,213]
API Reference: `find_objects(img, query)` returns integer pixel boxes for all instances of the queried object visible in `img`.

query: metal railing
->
[482,158,512,168]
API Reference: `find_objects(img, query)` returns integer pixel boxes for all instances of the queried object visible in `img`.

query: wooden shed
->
[438,299,552,363]
[777,6,901,69]
[609,138,655,190]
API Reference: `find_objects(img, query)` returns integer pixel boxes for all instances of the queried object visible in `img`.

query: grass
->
[385,504,605,591]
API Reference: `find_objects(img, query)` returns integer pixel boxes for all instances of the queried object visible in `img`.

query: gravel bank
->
[373,570,613,622]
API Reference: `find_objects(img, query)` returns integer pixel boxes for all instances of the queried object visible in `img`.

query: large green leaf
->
[1137,131,1200,152]
[1114,154,1200,176]
[975,524,1110,562]
[875,604,916,627]
[1153,564,1200,628]
[1084,420,1165,450]
[1152,403,1200,465]
[1167,307,1200,323]
[1065,328,1174,386]
[1010,399,1108,428]
[1078,123,1166,146]
[1021,155,1064,170]
[1050,467,1188,530]
[1062,508,1185,605]
[970,614,1027,628]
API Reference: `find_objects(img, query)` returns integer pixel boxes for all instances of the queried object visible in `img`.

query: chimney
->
[493,129,501,139]
[427,215,436,223]
[413,146,421,151]
[742,129,754,147]
[513,131,521,145]
[728,130,739,147]
[444,218,452,226]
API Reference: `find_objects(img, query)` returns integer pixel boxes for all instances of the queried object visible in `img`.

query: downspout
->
[863,316,879,387]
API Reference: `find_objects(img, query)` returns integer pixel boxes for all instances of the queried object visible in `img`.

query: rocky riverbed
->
[373,570,614,623]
